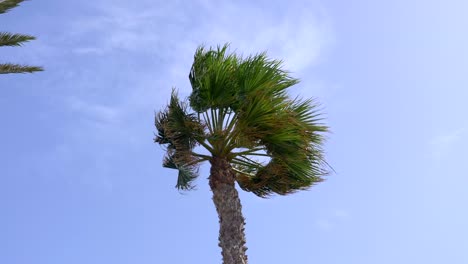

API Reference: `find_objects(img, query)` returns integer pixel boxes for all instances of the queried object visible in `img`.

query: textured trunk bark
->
[209,156,248,264]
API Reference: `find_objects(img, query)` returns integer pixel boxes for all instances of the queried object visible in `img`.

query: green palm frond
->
[0,63,43,74]
[155,89,205,151]
[162,154,198,190]
[0,0,23,14]
[234,96,328,197]
[0,32,35,47]
[187,44,329,197]
[189,44,240,112]
[235,52,298,98]
[1,1,43,75]
[156,44,330,196]
[155,89,207,190]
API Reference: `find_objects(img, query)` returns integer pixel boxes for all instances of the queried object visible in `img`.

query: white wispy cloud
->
[68,0,333,74]
[193,1,334,73]
[315,209,350,231]
[316,218,333,230]
[333,209,350,219]
[68,97,120,124]
[430,127,466,160]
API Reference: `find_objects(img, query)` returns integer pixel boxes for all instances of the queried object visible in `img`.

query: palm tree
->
[0,0,43,74]
[154,44,329,264]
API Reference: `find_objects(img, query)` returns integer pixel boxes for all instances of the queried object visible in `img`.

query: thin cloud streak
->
[430,127,466,160]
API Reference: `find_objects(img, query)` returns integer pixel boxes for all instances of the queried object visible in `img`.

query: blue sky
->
[1,0,467,263]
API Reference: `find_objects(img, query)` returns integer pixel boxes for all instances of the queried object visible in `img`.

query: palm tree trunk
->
[209,156,248,264]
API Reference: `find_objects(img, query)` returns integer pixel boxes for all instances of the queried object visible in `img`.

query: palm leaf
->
[0,0,24,14]
[157,44,330,196]
[0,32,35,47]
[235,97,328,197]
[155,89,206,190]
[189,46,330,197]
[0,63,43,74]
[1,1,43,75]
[189,44,240,112]
[163,154,198,190]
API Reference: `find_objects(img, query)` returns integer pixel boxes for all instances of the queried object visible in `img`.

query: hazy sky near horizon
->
[1,0,467,263]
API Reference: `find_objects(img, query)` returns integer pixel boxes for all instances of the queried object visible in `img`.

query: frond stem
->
[203,111,214,134]
[232,148,269,157]
[237,155,264,166]
[231,167,255,177]
[232,156,263,168]
[196,138,215,154]
[190,152,212,161]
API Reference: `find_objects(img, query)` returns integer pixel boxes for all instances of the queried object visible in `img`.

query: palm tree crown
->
[155,44,328,197]
[1,0,43,74]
